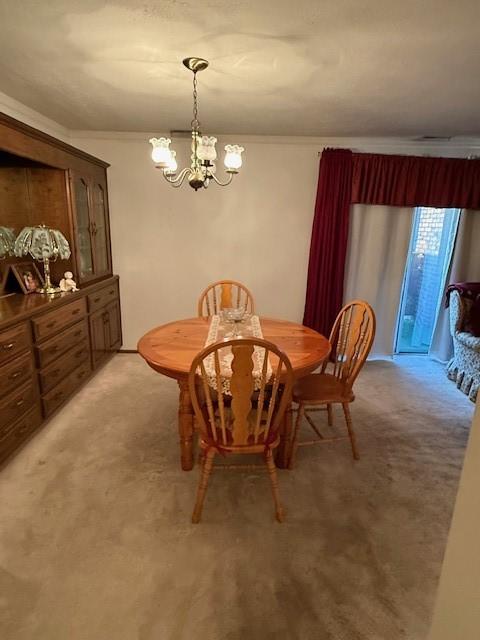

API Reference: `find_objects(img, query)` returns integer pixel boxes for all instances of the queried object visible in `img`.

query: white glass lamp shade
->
[14,225,71,261]
[0,226,16,259]
[149,137,173,167]
[163,150,178,176]
[224,144,244,172]
[197,136,217,162]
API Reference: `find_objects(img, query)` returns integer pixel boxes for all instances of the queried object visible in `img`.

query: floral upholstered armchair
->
[447,289,480,402]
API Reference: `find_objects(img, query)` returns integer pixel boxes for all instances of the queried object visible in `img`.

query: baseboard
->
[118,349,138,354]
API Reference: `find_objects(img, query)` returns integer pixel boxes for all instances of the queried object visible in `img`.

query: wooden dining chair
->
[289,300,376,468]
[197,280,255,317]
[189,338,293,523]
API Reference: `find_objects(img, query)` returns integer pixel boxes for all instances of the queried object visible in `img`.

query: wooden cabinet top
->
[0,275,119,331]
[0,112,108,171]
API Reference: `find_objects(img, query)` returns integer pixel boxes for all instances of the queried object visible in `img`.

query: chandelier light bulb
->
[197,136,218,162]
[224,145,244,172]
[150,137,173,167]
[164,150,178,176]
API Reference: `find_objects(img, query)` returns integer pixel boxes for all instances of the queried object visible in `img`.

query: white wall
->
[69,135,320,349]
[69,133,480,350]
[428,402,480,640]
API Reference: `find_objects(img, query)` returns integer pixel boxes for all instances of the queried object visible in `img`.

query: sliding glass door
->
[395,207,460,353]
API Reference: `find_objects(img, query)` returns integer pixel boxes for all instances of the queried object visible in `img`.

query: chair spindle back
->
[198,280,255,317]
[325,300,376,391]
[189,338,293,449]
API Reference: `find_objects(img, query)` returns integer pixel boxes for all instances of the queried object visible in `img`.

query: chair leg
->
[289,402,305,469]
[327,403,333,426]
[192,449,215,523]
[265,449,285,522]
[342,402,359,460]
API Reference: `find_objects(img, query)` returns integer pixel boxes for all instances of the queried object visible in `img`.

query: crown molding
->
[0,91,69,141]
[69,129,480,156]
[2,93,480,157]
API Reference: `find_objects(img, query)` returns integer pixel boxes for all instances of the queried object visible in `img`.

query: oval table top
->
[137,316,331,380]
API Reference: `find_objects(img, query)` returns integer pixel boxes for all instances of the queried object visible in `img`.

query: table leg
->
[178,379,194,471]
[275,402,293,469]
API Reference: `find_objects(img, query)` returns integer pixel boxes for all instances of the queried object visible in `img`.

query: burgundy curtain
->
[303,150,480,336]
[303,148,353,335]
[352,153,480,209]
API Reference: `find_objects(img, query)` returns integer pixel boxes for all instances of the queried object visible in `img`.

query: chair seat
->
[293,373,354,404]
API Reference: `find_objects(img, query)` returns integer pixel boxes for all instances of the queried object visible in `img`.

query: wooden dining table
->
[137,317,331,470]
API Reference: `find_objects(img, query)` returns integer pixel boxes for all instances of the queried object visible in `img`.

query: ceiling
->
[0,0,479,136]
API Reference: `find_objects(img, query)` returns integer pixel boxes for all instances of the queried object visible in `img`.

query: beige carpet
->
[0,354,474,640]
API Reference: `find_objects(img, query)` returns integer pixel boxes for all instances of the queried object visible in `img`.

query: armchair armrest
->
[449,291,466,336]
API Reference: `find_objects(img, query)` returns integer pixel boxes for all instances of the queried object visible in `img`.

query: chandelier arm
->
[210,172,234,187]
[163,168,191,187]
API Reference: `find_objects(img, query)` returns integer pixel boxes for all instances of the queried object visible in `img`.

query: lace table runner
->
[203,315,272,394]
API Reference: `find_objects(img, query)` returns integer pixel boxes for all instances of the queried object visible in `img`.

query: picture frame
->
[10,262,45,295]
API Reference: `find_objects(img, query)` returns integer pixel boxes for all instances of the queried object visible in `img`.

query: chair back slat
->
[230,344,255,445]
[198,280,255,317]
[254,350,270,442]
[199,361,218,442]
[326,300,376,392]
[189,338,293,450]
[213,349,228,444]
[263,357,282,442]
[220,282,232,309]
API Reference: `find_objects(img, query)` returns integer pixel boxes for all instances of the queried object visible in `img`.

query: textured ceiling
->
[0,0,479,136]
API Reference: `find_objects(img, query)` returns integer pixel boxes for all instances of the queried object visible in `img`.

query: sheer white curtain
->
[429,209,480,362]
[344,204,413,358]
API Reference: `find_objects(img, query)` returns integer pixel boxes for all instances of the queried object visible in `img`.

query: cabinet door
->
[71,174,94,282]
[91,179,111,277]
[106,300,122,350]
[89,309,108,369]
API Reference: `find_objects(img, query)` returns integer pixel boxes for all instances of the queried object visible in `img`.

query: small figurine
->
[59,271,79,292]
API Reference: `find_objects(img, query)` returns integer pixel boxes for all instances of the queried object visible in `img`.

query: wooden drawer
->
[0,405,42,464]
[0,379,36,430]
[39,339,90,394]
[0,322,31,366]
[36,319,89,368]
[0,352,35,400]
[88,281,119,313]
[32,297,87,341]
[42,359,91,418]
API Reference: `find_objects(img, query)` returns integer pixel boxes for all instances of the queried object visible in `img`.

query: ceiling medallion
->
[149,57,244,191]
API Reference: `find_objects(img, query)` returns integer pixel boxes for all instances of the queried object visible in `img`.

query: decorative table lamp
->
[0,226,16,259]
[14,225,71,294]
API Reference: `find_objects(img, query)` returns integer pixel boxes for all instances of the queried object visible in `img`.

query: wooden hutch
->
[0,112,122,465]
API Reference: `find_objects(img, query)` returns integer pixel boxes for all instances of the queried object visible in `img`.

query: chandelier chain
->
[191,71,200,132]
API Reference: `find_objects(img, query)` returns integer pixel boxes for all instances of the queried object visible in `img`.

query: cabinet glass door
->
[73,176,94,280]
[91,182,110,276]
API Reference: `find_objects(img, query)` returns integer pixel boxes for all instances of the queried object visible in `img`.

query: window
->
[395,207,460,353]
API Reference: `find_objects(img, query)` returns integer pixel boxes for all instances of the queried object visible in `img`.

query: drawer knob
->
[16,399,25,407]
[74,349,84,358]
[53,391,64,402]
[72,309,80,315]
[46,321,56,329]
[2,342,15,351]
[93,296,101,303]
[73,330,82,338]
[9,371,22,380]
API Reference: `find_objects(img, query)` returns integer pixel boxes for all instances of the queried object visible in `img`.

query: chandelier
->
[149,57,244,191]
